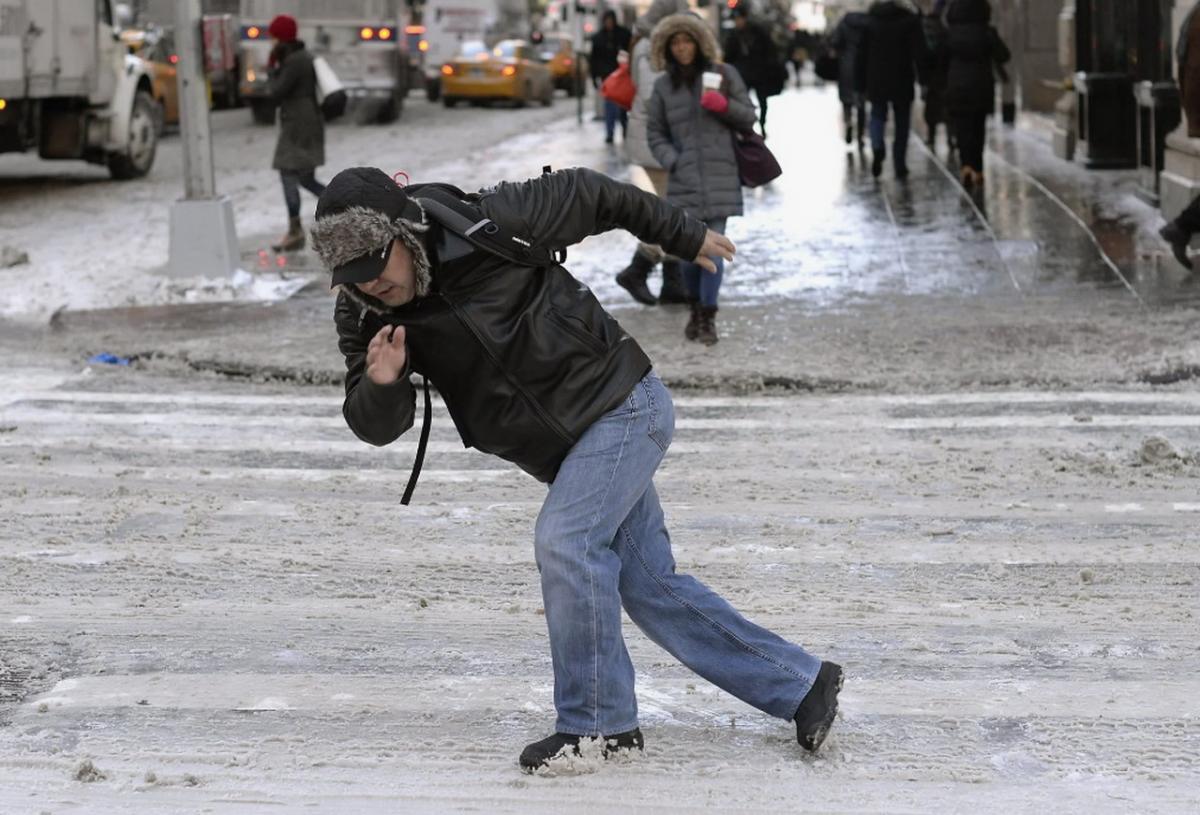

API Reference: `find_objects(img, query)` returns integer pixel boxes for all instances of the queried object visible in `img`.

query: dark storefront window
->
[1079,0,1172,79]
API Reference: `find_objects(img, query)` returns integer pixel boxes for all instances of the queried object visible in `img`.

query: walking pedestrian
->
[590,10,633,144]
[943,0,1010,187]
[857,0,928,179]
[648,13,757,345]
[830,10,870,149]
[723,5,785,138]
[265,14,327,252]
[919,0,952,152]
[788,28,812,88]
[615,0,691,307]
[1158,1,1200,270]
[308,164,844,773]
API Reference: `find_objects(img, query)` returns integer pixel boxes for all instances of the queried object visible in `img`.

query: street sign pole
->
[168,0,240,278]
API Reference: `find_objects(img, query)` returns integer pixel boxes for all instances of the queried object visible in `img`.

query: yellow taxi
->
[120,28,211,132]
[441,40,554,108]
[535,33,586,98]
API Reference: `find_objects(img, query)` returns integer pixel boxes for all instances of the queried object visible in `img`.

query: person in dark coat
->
[649,12,757,344]
[830,11,869,148]
[920,0,952,152]
[943,0,1009,187]
[857,0,928,179]
[307,165,843,773]
[266,14,326,252]
[723,5,783,137]
[1158,1,1200,271]
[590,10,633,143]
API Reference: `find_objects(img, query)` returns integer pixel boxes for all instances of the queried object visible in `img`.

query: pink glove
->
[700,90,728,114]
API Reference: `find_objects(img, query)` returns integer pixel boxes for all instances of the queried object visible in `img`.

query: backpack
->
[393,169,564,505]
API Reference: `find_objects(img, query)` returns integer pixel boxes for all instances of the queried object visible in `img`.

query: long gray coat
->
[646,15,755,221]
[269,42,325,171]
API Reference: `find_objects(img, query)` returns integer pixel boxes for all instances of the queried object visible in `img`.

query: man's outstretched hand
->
[366,325,408,385]
[694,229,736,274]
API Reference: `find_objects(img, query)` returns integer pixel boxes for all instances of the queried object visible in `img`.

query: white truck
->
[0,0,158,178]
[237,0,411,125]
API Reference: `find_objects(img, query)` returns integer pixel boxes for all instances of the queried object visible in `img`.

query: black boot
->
[794,661,844,753]
[615,252,658,305]
[519,728,644,772]
[1160,221,1193,270]
[684,300,701,341]
[871,151,884,178]
[696,306,719,346]
[659,259,689,305]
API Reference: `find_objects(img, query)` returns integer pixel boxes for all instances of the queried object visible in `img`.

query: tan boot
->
[272,217,305,252]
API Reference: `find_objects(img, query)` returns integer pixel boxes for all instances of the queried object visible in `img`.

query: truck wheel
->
[376,91,403,124]
[442,96,458,108]
[108,91,158,180]
[425,78,441,103]
[250,99,275,125]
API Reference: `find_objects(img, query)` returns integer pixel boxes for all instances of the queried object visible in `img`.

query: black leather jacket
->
[333,168,707,483]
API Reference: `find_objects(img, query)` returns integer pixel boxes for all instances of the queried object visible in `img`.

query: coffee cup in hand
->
[702,71,722,91]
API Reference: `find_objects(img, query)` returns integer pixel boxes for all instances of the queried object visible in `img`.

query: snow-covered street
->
[2,82,1200,812]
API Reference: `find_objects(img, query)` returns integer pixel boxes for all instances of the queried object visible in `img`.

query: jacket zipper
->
[446,298,576,447]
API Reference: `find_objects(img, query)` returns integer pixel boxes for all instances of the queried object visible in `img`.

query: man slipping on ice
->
[309,165,844,772]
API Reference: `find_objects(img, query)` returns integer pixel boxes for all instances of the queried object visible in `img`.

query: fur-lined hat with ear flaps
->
[310,167,433,304]
[649,13,722,72]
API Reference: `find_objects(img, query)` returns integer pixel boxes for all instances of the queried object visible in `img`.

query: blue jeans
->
[681,217,726,308]
[534,372,822,736]
[280,169,326,218]
[869,99,912,172]
[603,99,628,141]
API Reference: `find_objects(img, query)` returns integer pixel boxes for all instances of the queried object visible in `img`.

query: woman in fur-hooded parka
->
[647,14,755,222]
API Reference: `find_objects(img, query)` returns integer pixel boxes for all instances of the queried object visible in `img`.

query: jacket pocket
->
[547,308,607,355]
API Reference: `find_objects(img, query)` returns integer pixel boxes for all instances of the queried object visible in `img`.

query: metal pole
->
[174,0,215,199]
[167,0,240,278]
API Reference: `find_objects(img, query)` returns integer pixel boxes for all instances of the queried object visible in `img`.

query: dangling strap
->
[401,376,433,506]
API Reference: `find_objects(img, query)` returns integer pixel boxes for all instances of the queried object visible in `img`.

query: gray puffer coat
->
[647,14,755,221]
[269,41,325,171]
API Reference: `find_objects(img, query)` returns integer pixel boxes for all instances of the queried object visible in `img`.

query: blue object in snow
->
[88,353,131,366]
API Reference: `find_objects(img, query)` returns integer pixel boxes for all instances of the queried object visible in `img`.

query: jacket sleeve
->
[910,18,930,86]
[479,167,707,262]
[647,84,679,171]
[334,293,416,447]
[717,65,758,130]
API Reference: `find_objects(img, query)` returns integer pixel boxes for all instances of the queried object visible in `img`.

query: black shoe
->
[895,165,909,181]
[844,125,853,145]
[1160,222,1193,270]
[615,253,658,305]
[794,661,843,752]
[518,728,644,772]
[871,153,884,178]
[659,260,689,304]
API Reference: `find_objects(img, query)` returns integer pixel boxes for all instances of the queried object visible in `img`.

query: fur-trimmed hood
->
[649,13,722,72]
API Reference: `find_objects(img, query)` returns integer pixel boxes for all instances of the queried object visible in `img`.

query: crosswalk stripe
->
[22,673,1199,720]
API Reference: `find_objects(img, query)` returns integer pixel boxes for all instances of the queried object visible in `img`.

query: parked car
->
[441,39,553,107]
[536,33,585,97]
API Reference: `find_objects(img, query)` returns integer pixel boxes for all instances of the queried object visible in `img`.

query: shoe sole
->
[801,665,844,753]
